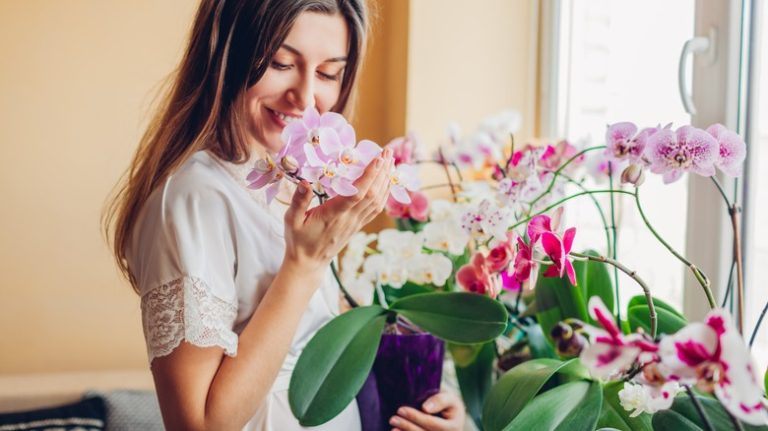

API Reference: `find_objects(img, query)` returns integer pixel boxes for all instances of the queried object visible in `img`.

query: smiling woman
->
[101,1,467,430]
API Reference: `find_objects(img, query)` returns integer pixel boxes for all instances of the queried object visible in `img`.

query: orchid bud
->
[621,164,645,186]
[280,155,299,174]
[550,320,587,358]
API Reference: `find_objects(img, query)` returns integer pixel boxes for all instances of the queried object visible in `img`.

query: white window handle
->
[678,28,717,116]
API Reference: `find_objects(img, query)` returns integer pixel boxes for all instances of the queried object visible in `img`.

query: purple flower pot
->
[357,332,445,431]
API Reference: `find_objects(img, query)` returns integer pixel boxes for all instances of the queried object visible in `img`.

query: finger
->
[422,391,462,416]
[389,414,428,431]
[350,155,391,217]
[394,407,447,431]
[352,148,391,200]
[284,181,313,230]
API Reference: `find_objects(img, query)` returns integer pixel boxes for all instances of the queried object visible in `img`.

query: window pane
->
[558,0,695,312]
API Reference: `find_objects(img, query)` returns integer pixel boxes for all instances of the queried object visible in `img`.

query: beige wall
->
[0,1,198,374]
[0,1,536,375]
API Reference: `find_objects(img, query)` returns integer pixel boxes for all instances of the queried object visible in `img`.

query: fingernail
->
[423,401,434,411]
[397,407,407,416]
[389,416,399,426]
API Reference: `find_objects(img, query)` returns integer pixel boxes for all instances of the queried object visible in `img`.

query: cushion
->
[85,390,163,431]
[0,395,105,430]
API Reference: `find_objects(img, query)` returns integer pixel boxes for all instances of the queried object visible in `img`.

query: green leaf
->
[525,322,557,359]
[596,381,653,431]
[573,249,615,320]
[289,306,387,426]
[389,292,508,344]
[453,342,495,430]
[372,282,432,306]
[652,410,704,430]
[628,304,687,336]
[628,294,685,320]
[482,358,577,431]
[663,394,768,431]
[535,265,588,340]
[394,217,427,232]
[502,380,603,431]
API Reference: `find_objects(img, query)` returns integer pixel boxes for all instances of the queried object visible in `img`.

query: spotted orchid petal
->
[706,123,747,177]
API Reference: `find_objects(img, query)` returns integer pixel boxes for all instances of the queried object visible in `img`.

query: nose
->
[287,71,315,111]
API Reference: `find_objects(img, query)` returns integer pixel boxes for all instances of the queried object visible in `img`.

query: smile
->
[267,108,301,124]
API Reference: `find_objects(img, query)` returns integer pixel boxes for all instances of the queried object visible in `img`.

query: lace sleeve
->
[141,276,239,363]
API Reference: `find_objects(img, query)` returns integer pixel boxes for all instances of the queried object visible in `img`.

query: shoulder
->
[161,150,234,211]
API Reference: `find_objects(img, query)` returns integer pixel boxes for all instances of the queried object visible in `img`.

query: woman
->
[105,1,465,430]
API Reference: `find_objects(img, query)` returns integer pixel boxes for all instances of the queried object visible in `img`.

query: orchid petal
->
[390,186,411,204]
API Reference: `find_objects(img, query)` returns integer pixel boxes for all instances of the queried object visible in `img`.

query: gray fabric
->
[85,390,163,431]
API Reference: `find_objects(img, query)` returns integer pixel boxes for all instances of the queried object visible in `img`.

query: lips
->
[266,107,301,128]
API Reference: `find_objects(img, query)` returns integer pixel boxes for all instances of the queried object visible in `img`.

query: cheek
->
[315,82,343,112]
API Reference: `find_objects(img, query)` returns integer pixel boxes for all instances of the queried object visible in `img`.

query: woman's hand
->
[283,148,394,274]
[389,390,467,431]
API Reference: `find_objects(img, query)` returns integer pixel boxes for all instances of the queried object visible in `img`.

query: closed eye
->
[271,61,293,71]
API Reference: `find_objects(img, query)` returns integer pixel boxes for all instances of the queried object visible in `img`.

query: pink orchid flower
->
[280,106,354,166]
[487,232,516,273]
[645,125,719,184]
[456,253,500,298]
[385,132,420,165]
[389,164,421,204]
[657,310,768,425]
[246,156,285,203]
[511,237,533,285]
[706,123,747,177]
[580,297,659,380]
[385,190,429,221]
[539,140,581,171]
[301,161,358,198]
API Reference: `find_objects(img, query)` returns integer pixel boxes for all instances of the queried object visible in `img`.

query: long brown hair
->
[104,0,369,291]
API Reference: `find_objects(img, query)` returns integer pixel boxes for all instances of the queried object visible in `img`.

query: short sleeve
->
[128,164,240,364]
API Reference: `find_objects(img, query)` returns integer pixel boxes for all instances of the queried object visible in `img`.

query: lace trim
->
[141,276,239,363]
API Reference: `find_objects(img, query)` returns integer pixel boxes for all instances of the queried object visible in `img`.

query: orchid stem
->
[749,299,768,347]
[729,203,745,334]
[684,385,715,431]
[509,189,636,231]
[437,148,459,202]
[526,145,607,213]
[559,174,612,257]
[330,260,359,308]
[710,176,733,208]
[608,162,621,328]
[571,252,656,338]
[634,188,716,309]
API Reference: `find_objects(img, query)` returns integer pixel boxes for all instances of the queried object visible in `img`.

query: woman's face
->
[245,12,349,153]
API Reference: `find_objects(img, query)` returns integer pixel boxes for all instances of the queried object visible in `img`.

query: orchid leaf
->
[453,341,495,429]
[660,394,768,431]
[535,265,588,341]
[501,380,603,431]
[482,358,585,431]
[373,282,431,307]
[628,294,685,320]
[289,305,387,426]
[651,410,704,430]
[573,249,615,320]
[525,321,557,359]
[389,292,508,344]
[628,304,687,336]
[596,381,653,431]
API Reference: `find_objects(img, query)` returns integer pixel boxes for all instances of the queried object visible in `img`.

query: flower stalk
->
[571,251,656,338]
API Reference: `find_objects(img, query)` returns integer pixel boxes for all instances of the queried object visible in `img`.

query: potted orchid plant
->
[249,104,768,429]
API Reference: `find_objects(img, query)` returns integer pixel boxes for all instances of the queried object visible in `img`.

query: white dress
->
[127,150,361,430]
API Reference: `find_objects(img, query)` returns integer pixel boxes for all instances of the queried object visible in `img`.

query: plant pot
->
[357,332,445,431]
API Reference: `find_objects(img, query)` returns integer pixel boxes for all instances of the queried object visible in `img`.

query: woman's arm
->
[151,150,394,431]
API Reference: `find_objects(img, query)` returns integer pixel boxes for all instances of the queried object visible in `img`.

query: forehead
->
[282,11,349,61]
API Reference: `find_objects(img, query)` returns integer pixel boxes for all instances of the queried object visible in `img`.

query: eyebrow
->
[281,43,347,63]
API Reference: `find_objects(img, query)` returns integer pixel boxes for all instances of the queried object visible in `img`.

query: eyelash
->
[270,61,341,81]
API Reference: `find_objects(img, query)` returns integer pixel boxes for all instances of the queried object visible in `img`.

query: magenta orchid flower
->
[246,156,285,203]
[540,227,577,286]
[657,310,768,425]
[580,297,659,380]
[706,123,747,177]
[511,237,533,285]
[386,132,420,166]
[645,125,719,184]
